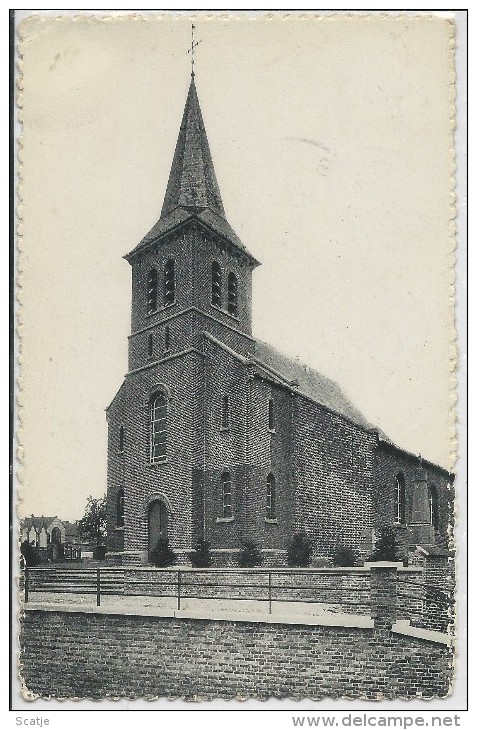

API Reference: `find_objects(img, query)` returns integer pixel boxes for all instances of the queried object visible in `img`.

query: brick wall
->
[20,605,452,700]
[107,350,205,555]
[374,443,454,548]
[292,397,376,558]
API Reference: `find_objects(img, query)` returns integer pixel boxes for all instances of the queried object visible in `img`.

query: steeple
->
[161,77,225,219]
[127,76,258,265]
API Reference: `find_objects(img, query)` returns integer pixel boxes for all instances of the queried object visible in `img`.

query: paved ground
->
[23,591,341,616]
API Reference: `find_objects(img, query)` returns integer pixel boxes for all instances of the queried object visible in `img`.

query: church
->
[106,72,453,566]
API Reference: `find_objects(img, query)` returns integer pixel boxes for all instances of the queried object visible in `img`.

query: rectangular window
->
[266,474,276,520]
[222,473,232,518]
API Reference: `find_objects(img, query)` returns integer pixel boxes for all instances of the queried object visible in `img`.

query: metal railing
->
[23,566,373,614]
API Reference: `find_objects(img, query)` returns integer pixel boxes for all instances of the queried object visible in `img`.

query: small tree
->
[287,533,313,567]
[20,540,39,567]
[238,540,263,568]
[369,525,400,562]
[151,538,177,568]
[188,540,212,568]
[332,544,358,567]
[78,495,107,559]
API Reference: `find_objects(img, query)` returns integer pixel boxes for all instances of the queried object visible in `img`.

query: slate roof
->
[127,77,257,263]
[22,516,57,531]
[252,339,387,436]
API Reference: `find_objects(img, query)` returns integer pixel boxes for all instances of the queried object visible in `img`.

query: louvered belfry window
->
[211,262,222,307]
[227,272,238,315]
[150,393,167,463]
[164,259,175,305]
[147,268,158,314]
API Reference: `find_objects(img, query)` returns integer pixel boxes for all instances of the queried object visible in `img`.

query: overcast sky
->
[19,13,454,520]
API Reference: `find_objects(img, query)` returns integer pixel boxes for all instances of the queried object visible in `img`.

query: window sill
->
[265,518,278,524]
[220,426,230,433]
[145,302,176,319]
[116,450,124,456]
[393,522,407,528]
[210,304,239,321]
[114,526,124,532]
[147,459,168,467]
[216,516,235,523]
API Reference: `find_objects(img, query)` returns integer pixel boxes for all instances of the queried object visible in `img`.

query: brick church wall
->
[107,350,205,557]
[246,379,294,551]
[202,337,250,550]
[373,443,454,548]
[291,397,376,558]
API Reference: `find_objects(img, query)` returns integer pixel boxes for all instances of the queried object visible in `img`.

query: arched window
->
[221,396,230,429]
[268,398,275,430]
[164,259,175,305]
[150,393,167,463]
[164,325,170,352]
[211,262,222,307]
[429,484,439,531]
[227,272,238,315]
[147,268,158,314]
[266,474,276,520]
[148,334,153,358]
[119,425,124,452]
[51,527,61,545]
[221,472,232,518]
[117,489,125,528]
[394,473,406,524]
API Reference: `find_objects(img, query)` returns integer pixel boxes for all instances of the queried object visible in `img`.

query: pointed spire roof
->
[127,77,258,264]
[161,76,225,218]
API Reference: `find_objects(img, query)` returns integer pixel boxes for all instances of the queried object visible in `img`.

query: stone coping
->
[23,601,375,629]
[392,620,453,646]
[26,564,422,573]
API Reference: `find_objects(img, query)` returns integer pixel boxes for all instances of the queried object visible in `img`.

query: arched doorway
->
[148,500,169,560]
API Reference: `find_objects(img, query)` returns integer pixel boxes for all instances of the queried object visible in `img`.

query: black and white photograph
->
[13,10,465,710]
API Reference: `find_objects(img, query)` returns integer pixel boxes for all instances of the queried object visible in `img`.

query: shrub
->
[188,540,212,568]
[332,544,358,567]
[238,540,263,568]
[369,525,400,562]
[150,538,177,567]
[287,533,313,567]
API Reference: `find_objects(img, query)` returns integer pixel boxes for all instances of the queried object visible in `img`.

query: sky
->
[18,12,455,520]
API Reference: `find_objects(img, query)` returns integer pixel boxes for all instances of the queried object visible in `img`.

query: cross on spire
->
[187,24,202,77]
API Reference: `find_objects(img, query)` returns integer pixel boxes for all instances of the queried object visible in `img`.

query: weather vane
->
[187,24,202,77]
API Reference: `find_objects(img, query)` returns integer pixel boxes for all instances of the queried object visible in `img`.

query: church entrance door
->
[148,500,169,560]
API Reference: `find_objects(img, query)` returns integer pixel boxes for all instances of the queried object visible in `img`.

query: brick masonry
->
[20,607,452,700]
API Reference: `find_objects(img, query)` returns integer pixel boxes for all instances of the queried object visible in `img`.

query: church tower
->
[125,77,259,375]
[106,75,260,564]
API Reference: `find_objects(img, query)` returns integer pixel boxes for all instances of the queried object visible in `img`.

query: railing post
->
[177,569,181,610]
[268,571,272,614]
[24,566,29,603]
[96,568,101,606]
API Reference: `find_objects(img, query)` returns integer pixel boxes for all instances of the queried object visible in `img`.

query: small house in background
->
[20,515,82,562]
